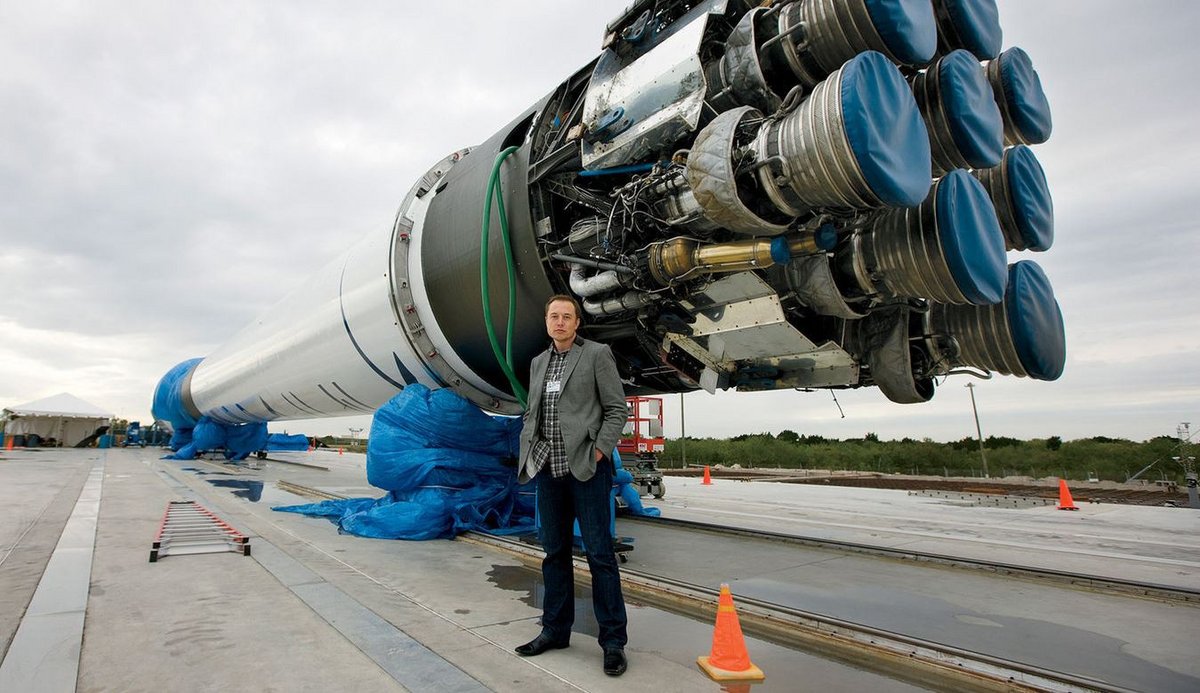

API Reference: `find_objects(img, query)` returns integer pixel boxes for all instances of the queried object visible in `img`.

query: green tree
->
[984,435,1022,449]
[1046,436,1062,451]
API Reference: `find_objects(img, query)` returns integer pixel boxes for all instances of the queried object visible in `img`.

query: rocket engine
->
[154,0,1065,431]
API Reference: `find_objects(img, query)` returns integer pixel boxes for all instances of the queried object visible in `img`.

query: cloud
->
[1,1,1196,443]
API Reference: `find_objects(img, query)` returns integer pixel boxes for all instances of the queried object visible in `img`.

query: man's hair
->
[544,294,582,319]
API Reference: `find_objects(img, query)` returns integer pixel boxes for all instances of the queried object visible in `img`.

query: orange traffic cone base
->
[699,584,764,682]
[1057,478,1078,510]
[697,656,765,682]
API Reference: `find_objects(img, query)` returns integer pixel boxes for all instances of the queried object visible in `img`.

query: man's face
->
[546,300,581,344]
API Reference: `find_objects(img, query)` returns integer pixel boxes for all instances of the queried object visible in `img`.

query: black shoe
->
[603,647,627,676]
[515,633,569,657]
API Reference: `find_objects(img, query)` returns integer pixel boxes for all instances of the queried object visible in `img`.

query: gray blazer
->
[517,337,628,484]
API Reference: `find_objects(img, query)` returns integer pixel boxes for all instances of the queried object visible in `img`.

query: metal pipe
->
[568,264,628,298]
[647,237,786,285]
[582,291,653,316]
[789,224,838,256]
[576,161,658,177]
[549,253,637,276]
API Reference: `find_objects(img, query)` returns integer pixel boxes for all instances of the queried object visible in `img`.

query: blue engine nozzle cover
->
[1006,260,1065,380]
[770,236,791,265]
[814,222,839,250]
[1005,145,1054,250]
[151,358,202,431]
[933,0,1002,60]
[841,51,933,207]
[863,0,939,66]
[988,47,1053,145]
[938,49,1003,169]
[935,170,1007,304]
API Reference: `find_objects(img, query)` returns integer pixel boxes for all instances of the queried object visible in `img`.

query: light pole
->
[1178,423,1198,508]
[965,382,989,478]
[679,393,687,470]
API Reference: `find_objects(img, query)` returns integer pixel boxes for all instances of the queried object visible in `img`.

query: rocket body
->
[154,0,1064,432]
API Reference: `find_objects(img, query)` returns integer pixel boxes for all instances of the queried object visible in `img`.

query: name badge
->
[545,380,562,394]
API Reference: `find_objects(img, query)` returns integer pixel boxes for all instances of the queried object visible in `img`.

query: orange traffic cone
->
[697,584,764,682]
[338,447,344,456]
[1057,478,1078,510]
[4,436,13,450]
[702,465,712,485]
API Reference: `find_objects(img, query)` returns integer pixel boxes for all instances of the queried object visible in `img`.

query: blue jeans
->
[536,460,628,649]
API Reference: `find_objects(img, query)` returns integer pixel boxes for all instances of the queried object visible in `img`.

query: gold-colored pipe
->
[648,237,778,285]
[787,233,826,257]
[647,229,833,286]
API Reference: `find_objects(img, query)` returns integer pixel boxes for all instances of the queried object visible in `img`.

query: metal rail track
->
[263,456,330,471]
[269,480,1186,689]
[460,530,1134,693]
[276,480,1197,602]
[276,480,346,501]
[624,515,1200,604]
[664,471,1190,506]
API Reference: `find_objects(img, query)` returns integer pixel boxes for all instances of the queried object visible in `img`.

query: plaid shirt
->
[531,343,572,478]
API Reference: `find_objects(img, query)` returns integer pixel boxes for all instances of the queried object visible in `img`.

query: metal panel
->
[580,3,726,169]
[668,272,858,390]
[189,222,431,422]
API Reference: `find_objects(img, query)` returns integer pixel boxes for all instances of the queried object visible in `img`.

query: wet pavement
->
[3,447,1197,691]
[2,448,946,692]
[482,562,930,692]
[633,477,1200,691]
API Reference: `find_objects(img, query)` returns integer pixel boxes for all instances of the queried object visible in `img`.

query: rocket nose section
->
[152,358,203,431]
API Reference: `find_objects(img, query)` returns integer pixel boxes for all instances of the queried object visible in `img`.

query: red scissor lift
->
[617,396,666,499]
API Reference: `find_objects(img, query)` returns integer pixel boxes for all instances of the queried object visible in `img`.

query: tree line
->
[655,432,1193,483]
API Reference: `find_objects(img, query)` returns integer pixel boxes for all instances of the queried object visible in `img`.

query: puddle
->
[181,467,233,476]
[485,564,600,638]
[200,478,307,506]
[205,479,264,502]
[483,565,927,691]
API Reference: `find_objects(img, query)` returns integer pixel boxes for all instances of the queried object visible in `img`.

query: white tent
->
[2,393,114,447]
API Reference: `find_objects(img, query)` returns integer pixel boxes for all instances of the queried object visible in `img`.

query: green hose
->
[481,145,528,408]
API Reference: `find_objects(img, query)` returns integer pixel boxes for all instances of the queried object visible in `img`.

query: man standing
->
[515,294,630,676]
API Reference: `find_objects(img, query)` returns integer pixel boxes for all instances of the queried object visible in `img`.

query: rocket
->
[154,0,1064,434]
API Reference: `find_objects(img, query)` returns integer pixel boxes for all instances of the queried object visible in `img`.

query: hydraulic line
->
[481,145,528,407]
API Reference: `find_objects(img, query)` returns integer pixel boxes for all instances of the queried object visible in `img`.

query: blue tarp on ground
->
[163,417,268,461]
[266,433,311,451]
[273,384,657,541]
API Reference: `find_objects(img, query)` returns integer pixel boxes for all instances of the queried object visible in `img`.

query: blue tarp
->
[266,433,311,451]
[163,417,268,461]
[152,358,202,432]
[273,384,658,541]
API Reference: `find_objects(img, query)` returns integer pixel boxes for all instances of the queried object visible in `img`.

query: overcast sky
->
[2,1,1197,443]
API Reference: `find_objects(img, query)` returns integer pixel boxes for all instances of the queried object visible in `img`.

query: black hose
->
[549,253,638,275]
